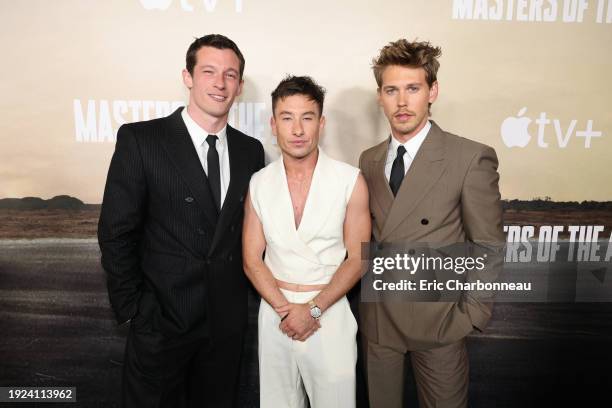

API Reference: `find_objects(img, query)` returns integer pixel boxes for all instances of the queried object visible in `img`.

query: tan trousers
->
[363,336,468,408]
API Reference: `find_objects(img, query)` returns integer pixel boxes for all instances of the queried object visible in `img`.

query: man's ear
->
[428,81,439,104]
[182,69,193,89]
[236,79,244,97]
[270,115,277,137]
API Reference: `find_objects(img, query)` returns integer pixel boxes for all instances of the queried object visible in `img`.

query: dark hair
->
[271,75,326,116]
[185,34,245,78]
[372,39,441,88]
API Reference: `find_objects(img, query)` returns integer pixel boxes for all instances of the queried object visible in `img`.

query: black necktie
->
[389,145,406,197]
[206,135,221,211]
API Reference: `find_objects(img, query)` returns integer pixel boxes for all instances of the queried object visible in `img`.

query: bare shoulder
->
[348,173,369,205]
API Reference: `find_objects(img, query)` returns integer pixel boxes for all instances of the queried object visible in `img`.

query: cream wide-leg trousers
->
[258,288,357,408]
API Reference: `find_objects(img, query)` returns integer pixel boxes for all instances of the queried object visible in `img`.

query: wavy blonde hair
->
[372,39,442,88]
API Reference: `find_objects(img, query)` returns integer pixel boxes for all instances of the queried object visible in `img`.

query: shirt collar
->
[388,120,431,161]
[181,106,227,147]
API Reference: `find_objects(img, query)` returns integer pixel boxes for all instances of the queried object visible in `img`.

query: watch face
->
[310,306,322,319]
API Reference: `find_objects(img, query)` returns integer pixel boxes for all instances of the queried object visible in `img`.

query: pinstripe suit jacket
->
[98,107,265,340]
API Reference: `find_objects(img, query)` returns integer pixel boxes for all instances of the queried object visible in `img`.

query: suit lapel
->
[160,108,219,228]
[380,122,447,240]
[367,139,394,219]
[209,125,250,253]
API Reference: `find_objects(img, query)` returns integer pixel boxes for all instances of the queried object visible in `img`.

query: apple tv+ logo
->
[139,0,243,12]
[501,107,603,149]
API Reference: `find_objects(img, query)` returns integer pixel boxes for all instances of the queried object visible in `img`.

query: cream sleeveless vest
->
[249,149,360,285]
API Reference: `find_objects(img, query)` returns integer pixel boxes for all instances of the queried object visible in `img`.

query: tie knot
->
[206,134,218,147]
[396,145,406,158]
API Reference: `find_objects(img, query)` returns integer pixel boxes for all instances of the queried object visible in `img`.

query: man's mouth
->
[395,112,414,121]
[209,94,228,102]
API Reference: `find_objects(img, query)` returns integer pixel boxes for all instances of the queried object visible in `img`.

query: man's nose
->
[292,120,304,136]
[213,73,225,89]
[397,90,407,107]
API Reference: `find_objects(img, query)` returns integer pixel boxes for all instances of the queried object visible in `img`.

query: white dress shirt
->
[384,120,431,182]
[181,107,230,207]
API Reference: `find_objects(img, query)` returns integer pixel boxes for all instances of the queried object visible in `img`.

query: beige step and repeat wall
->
[1,0,611,203]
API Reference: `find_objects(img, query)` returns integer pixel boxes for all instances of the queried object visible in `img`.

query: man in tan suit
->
[359,39,504,408]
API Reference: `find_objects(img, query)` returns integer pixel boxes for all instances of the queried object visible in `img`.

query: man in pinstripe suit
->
[98,34,264,408]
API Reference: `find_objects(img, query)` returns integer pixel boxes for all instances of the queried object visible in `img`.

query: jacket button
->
[196,228,205,235]
[239,195,244,203]
[206,258,211,265]
[377,243,384,250]
[421,218,429,225]
[230,225,235,232]
[185,197,194,203]
[228,255,233,262]
[408,249,416,255]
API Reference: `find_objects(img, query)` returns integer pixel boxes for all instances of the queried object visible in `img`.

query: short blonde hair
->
[372,39,442,88]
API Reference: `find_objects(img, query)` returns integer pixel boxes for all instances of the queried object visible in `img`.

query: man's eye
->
[303,117,313,121]
[409,87,419,92]
[386,89,396,95]
[226,73,236,79]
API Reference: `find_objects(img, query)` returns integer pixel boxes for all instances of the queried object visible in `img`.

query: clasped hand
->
[275,303,321,342]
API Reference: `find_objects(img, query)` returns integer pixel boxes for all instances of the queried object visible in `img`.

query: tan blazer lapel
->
[366,139,394,221]
[380,122,447,240]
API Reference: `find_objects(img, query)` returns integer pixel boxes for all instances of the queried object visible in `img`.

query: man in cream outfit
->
[359,40,505,407]
[243,76,371,407]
